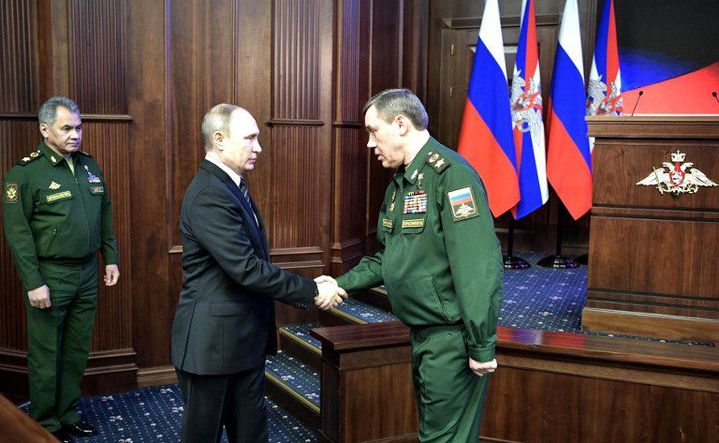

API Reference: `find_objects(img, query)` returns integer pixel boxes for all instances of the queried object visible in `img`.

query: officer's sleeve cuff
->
[102,251,119,265]
[469,344,496,363]
[24,274,45,292]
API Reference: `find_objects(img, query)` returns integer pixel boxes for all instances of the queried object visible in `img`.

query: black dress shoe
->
[52,428,74,443]
[63,420,98,436]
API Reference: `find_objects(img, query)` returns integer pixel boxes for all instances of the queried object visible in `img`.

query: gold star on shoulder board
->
[22,157,31,162]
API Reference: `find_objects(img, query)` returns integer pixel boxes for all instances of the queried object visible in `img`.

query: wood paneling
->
[67,0,127,114]
[0,120,38,351]
[331,0,370,273]
[0,0,427,396]
[585,116,719,342]
[0,0,39,112]
[313,323,719,443]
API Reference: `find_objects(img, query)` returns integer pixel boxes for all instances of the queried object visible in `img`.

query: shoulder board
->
[425,151,451,174]
[17,150,42,166]
[77,151,93,158]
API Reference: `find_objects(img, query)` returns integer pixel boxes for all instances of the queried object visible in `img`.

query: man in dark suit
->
[171,103,343,443]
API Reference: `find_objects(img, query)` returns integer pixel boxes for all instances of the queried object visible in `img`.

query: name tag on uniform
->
[382,218,394,230]
[46,191,72,203]
[403,191,427,214]
[402,218,425,229]
[90,186,104,194]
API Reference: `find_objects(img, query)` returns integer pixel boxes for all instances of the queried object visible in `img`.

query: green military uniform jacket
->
[337,137,503,362]
[2,140,118,290]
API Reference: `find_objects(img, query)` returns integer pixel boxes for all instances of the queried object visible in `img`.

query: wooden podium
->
[583,116,719,343]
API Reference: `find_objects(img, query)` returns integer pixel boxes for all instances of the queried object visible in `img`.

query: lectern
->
[583,116,719,343]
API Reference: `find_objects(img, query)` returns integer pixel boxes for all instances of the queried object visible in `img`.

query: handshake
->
[313,275,348,310]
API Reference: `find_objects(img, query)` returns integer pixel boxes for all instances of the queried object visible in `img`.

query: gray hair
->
[38,96,80,124]
[201,103,241,151]
[362,88,429,130]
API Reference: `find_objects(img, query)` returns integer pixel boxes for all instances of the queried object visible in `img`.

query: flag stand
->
[574,253,588,265]
[503,218,530,269]
[537,205,578,269]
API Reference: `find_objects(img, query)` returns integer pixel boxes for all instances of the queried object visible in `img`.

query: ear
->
[39,123,49,139]
[213,131,225,150]
[395,115,410,136]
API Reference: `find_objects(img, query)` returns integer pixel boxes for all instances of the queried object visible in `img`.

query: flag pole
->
[537,204,578,268]
[503,217,530,269]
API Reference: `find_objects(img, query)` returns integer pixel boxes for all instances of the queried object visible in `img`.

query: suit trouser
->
[26,257,98,432]
[410,324,490,443]
[176,366,267,443]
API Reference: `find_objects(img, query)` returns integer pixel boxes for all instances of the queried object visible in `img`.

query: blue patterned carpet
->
[18,385,317,442]
[500,252,586,332]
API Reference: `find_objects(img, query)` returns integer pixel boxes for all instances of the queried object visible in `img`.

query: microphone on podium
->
[630,90,644,116]
[712,91,719,104]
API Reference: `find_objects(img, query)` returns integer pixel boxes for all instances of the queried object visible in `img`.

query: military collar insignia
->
[49,181,62,190]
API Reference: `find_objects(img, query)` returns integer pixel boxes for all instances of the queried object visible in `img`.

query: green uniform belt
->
[38,255,95,265]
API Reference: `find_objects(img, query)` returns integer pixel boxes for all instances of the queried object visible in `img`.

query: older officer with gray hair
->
[2,96,120,442]
[335,89,503,442]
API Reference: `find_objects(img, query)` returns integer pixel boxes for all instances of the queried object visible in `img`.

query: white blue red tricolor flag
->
[546,0,592,220]
[510,0,548,219]
[587,0,622,117]
[457,0,518,217]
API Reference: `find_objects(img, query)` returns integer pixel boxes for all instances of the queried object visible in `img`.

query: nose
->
[254,139,262,153]
[367,137,376,149]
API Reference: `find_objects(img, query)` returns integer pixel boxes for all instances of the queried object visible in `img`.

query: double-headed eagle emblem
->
[636,150,717,196]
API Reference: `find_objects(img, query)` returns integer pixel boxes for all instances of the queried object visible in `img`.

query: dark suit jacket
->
[171,160,315,375]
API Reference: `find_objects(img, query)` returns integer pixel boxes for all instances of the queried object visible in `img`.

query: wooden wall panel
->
[0,0,39,112]
[0,0,425,395]
[269,0,333,275]
[67,0,127,114]
[0,120,39,351]
[331,0,369,274]
[80,121,133,350]
[366,0,403,252]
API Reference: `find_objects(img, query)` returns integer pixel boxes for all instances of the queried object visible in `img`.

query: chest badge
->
[403,191,427,214]
[49,181,61,190]
[389,189,397,212]
[84,165,102,183]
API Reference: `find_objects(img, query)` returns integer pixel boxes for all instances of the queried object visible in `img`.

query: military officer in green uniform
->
[335,89,503,442]
[2,96,119,442]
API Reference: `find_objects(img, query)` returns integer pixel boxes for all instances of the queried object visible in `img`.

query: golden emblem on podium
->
[636,150,717,197]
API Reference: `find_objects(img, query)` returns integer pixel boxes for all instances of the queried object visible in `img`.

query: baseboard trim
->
[137,365,177,387]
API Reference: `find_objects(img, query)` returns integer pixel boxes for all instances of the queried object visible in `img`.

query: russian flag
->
[457,0,518,218]
[587,0,622,117]
[546,0,592,220]
[510,0,548,219]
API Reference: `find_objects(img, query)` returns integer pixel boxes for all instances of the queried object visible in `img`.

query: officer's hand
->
[28,285,51,309]
[104,264,120,286]
[469,358,497,377]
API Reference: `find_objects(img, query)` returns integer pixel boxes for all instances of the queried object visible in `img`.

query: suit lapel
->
[200,161,268,258]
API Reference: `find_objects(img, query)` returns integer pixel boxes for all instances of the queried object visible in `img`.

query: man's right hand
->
[28,285,51,309]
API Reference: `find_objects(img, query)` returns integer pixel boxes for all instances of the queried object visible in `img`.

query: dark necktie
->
[239,178,258,226]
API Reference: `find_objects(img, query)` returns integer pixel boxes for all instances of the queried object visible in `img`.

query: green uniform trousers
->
[26,256,98,432]
[411,324,490,443]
